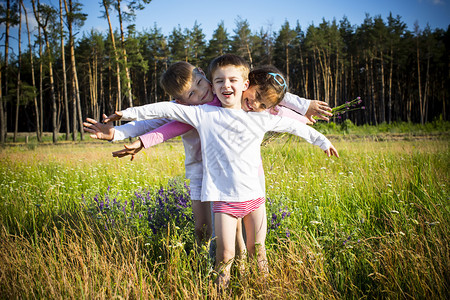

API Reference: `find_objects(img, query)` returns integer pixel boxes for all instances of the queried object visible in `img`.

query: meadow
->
[0,131,448,299]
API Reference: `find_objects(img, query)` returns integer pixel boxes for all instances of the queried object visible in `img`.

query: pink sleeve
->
[139,98,220,149]
[139,120,194,148]
[270,105,309,124]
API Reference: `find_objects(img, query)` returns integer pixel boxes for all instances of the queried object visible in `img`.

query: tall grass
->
[0,137,448,299]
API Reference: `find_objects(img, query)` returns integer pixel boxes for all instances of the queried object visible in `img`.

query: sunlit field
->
[0,135,448,299]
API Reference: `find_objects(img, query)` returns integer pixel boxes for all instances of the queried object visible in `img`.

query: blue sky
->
[3,0,450,54]
[79,0,449,38]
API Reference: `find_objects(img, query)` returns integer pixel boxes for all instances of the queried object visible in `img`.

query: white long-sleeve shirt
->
[120,99,330,203]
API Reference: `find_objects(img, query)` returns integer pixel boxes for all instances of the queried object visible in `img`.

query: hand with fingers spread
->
[102,111,123,123]
[112,138,143,161]
[324,145,339,158]
[305,100,333,123]
[83,114,115,141]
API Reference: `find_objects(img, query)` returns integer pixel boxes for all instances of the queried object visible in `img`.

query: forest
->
[1,0,449,143]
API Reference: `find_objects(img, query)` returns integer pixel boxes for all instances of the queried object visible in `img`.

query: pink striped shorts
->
[212,197,266,218]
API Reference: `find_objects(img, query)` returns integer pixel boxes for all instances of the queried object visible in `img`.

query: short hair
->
[249,66,288,109]
[207,54,250,81]
[160,61,196,99]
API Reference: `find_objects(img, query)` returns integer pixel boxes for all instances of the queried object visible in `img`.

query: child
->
[93,54,338,287]
[84,61,332,249]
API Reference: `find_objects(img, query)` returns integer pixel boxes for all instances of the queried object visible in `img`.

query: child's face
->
[177,70,213,105]
[212,66,249,109]
[241,85,277,112]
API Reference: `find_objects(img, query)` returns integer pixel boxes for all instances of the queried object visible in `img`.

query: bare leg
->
[235,218,247,274]
[191,200,212,245]
[242,204,268,276]
[214,212,238,288]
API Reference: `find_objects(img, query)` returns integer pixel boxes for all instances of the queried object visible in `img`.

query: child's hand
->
[103,111,123,123]
[112,138,143,161]
[305,100,332,123]
[324,145,339,158]
[83,115,115,141]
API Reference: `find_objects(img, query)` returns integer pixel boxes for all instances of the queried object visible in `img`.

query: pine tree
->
[205,21,231,62]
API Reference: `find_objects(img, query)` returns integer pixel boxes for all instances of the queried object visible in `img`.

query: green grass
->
[0,135,449,299]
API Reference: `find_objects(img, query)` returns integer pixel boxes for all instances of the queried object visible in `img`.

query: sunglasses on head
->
[268,72,287,91]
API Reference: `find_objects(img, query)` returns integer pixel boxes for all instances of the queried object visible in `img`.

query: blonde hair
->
[160,61,197,100]
[248,66,288,109]
[207,54,250,81]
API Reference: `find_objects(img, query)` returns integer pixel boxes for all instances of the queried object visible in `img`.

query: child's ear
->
[197,67,205,76]
[174,99,183,104]
[198,67,211,84]
[243,79,250,91]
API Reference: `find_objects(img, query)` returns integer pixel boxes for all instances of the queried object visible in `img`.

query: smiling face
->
[212,65,249,109]
[241,85,278,112]
[177,69,214,105]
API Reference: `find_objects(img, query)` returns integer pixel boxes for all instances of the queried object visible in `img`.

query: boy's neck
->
[215,95,242,110]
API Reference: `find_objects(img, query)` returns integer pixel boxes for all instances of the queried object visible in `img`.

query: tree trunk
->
[39,23,43,138]
[365,56,371,123]
[21,0,41,141]
[317,47,329,102]
[116,0,133,108]
[1,0,11,143]
[298,44,306,97]
[32,0,44,139]
[100,67,104,116]
[102,0,122,120]
[14,3,22,142]
[416,37,423,124]
[246,44,253,70]
[304,57,308,99]
[46,37,58,143]
[88,61,94,116]
[313,51,319,100]
[143,73,148,103]
[154,61,158,103]
[32,0,58,143]
[64,0,84,140]
[285,44,290,87]
[93,53,99,120]
[380,50,386,123]
[388,47,393,123]
[423,49,430,123]
[59,0,70,140]
[334,51,339,109]
[370,57,377,125]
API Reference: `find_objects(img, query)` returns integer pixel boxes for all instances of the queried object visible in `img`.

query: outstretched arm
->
[83,114,173,141]
[269,113,338,156]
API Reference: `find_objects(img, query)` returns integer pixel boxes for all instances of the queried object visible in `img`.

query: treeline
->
[1,0,449,142]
